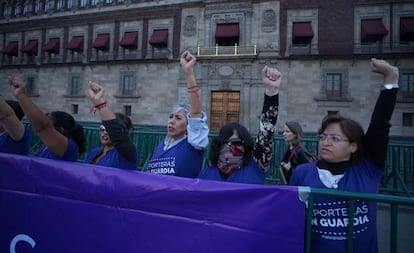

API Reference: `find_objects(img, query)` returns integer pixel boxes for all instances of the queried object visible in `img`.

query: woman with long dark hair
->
[199,65,281,184]
[9,76,86,161]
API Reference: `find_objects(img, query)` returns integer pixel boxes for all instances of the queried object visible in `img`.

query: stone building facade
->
[0,0,413,137]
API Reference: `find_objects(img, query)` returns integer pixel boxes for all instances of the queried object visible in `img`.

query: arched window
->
[13,1,21,16]
[44,0,51,11]
[23,0,30,15]
[79,0,87,7]
[67,0,73,9]
[34,0,41,13]
[57,0,64,9]
[1,2,8,18]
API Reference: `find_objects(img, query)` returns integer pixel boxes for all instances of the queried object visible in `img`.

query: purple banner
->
[0,153,305,253]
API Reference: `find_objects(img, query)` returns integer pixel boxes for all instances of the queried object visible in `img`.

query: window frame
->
[398,70,414,102]
[325,73,343,97]
[292,21,314,46]
[402,113,414,127]
[79,0,88,8]
[116,72,139,98]
[316,69,352,102]
[24,75,39,97]
[71,104,79,115]
[124,105,132,116]
[215,23,240,46]
[66,74,84,97]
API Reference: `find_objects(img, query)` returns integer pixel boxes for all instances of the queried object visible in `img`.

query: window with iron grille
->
[80,0,87,7]
[44,0,51,11]
[124,105,132,116]
[34,0,41,13]
[1,2,7,17]
[25,76,37,96]
[67,0,73,8]
[120,74,136,96]
[23,1,30,15]
[402,113,413,127]
[326,73,342,97]
[317,69,351,101]
[327,110,339,117]
[400,72,414,98]
[68,75,82,96]
[14,2,21,16]
[71,104,79,115]
[57,0,64,9]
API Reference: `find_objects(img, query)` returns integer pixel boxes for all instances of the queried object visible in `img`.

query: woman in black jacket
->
[280,121,313,183]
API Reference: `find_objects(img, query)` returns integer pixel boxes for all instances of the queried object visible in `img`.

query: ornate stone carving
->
[183,15,196,37]
[218,65,233,77]
[262,9,276,32]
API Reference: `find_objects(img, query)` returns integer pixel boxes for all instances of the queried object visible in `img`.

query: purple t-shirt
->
[34,138,79,162]
[290,160,382,253]
[84,147,138,170]
[0,126,31,156]
[147,137,204,178]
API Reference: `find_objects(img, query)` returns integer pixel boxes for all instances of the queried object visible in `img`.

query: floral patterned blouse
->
[253,94,279,172]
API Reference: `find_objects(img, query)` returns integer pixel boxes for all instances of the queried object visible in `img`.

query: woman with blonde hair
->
[280,121,314,183]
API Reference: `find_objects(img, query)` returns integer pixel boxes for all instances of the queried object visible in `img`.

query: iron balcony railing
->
[197,44,257,57]
[288,41,414,56]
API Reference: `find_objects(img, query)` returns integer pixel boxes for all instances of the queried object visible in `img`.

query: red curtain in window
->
[92,34,110,50]
[43,38,60,53]
[361,19,388,43]
[292,22,314,44]
[120,32,138,48]
[66,36,84,52]
[215,23,240,38]
[400,17,414,41]
[2,41,18,56]
[149,29,168,47]
[22,40,38,55]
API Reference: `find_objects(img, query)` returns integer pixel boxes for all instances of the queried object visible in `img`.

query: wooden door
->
[210,91,240,131]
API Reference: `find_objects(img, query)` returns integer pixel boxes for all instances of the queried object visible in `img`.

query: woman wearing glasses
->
[289,58,399,253]
[198,65,281,184]
[84,81,138,170]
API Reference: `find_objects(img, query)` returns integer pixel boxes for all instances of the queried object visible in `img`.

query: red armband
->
[91,101,107,114]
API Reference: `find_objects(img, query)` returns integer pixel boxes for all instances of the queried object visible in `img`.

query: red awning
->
[400,17,414,41]
[22,40,38,54]
[43,38,60,53]
[92,33,110,50]
[215,23,240,38]
[120,31,138,48]
[2,41,18,56]
[361,19,388,42]
[66,36,84,51]
[149,29,168,46]
[292,22,314,38]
